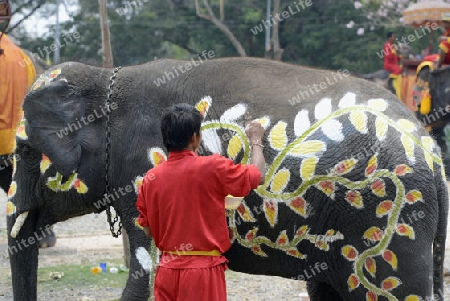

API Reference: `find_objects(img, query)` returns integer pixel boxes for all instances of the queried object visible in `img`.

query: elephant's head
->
[7,63,113,300]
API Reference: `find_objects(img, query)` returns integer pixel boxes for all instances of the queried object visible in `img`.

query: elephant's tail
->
[433,167,448,300]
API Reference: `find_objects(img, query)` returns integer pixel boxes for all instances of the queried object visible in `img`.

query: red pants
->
[154,264,227,301]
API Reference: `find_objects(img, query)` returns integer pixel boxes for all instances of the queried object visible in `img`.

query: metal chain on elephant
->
[105,66,122,238]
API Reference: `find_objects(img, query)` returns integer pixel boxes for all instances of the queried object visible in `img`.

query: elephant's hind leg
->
[306,281,344,301]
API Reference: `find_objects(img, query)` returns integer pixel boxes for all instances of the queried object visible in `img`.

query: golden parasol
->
[402,0,450,28]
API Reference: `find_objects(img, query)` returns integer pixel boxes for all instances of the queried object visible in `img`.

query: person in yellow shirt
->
[0,34,36,193]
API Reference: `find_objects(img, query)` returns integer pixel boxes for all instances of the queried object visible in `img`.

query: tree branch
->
[195,0,246,57]
[272,0,284,61]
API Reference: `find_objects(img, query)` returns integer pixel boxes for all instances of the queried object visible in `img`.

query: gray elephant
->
[7,57,448,301]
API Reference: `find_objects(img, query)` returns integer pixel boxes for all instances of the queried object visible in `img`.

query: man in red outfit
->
[437,18,450,69]
[383,32,402,75]
[136,103,266,301]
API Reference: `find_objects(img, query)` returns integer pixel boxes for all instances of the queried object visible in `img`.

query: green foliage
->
[8,0,446,73]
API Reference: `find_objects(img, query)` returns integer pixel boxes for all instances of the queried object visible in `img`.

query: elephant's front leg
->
[120,215,152,301]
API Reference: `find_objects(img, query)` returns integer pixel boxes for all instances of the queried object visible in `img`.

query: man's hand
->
[245,121,266,185]
[245,121,265,144]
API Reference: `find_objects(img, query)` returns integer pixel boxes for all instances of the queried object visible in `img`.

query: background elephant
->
[352,69,397,95]
[7,57,448,301]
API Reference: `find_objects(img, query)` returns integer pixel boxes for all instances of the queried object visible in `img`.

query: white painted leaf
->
[368,98,388,111]
[220,103,247,123]
[338,92,356,108]
[375,117,388,141]
[321,119,344,142]
[294,110,310,137]
[349,111,367,133]
[314,98,332,120]
[202,128,223,154]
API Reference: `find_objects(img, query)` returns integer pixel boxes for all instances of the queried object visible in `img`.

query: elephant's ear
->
[24,78,84,177]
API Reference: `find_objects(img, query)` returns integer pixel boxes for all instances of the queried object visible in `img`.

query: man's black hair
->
[387,32,395,38]
[160,103,202,152]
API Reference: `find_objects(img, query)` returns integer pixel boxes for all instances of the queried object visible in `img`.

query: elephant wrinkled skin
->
[7,58,448,301]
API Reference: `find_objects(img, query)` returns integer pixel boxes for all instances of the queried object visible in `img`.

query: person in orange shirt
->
[383,32,402,75]
[136,103,266,301]
[437,19,450,69]
[0,35,36,193]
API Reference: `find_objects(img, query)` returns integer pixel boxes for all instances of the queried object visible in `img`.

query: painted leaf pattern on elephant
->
[188,94,443,301]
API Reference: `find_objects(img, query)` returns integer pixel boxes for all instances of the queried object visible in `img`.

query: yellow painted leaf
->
[404,295,420,301]
[7,181,17,199]
[376,200,393,217]
[74,179,88,194]
[383,249,398,270]
[381,277,401,291]
[405,190,423,204]
[264,200,278,227]
[368,98,388,111]
[227,136,242,160]
[365,257,377,277]
[40,154,52,174]
[424,152,434,171]
[421,136,434,152]
[134,218,143,229]
[365,155,377,177]
[251,245,268,257]
[349,111,367,133]
[401,134,415,161]
[286,248,305,259]
[195,96,211,117]
[366,291,378,301]
[295,225,309,237]
[317,181,335,198]
[364,227,383,242]
[236,202,256,222]
[270,168,290,194]
[276,230,289,245]
[289,140,326,157]
[300,157,317,180]
[341,245,358,261]
[269,121,288,150]
[394,164,412,176]
[375,117,388,140]
[245,228,258,241]
[348,274,360,291]
[254,116,270,129]
[150,148,167,167]
[289,197,308,217]
[333,159,357,175]
[396,119,416,132]
[134,176,144,194]
[345,190,363,209]
[371,179,386,197]
[6,201,16,216]
[396,224,415,239]
[16,122,27,140]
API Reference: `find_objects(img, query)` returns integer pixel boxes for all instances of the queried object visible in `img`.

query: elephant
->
[7,57,448,301]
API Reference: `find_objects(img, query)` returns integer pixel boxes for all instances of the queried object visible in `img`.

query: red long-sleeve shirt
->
[136,150,260,268]
[439,29,450,66]
[383,42,402,75]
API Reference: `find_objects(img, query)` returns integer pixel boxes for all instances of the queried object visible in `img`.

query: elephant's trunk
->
[7,210,39,301]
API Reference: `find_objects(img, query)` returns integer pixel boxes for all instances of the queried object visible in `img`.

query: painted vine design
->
[195,94,442,301]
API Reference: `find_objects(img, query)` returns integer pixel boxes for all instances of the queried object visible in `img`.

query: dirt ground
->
[1,188,450,300]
